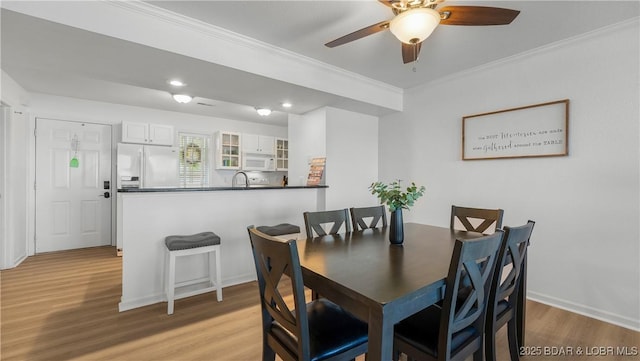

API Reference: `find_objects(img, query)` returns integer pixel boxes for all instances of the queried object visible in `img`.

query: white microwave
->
[242,155,275,171]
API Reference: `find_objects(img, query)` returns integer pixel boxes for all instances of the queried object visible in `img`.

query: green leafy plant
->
[369,180,426,212]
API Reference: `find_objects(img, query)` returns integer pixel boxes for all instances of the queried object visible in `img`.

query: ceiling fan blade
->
[402,42,422,64]
[325,20,390,48]
[439,6,520,26]
[378,0,394,8]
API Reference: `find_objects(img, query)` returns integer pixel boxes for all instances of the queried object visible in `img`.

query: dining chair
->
[247,227,368,361]
[450,205,504,234]
[303,209,352,238]
[350,205,387,231]
[485,220,535,361]
[393,231,504,361]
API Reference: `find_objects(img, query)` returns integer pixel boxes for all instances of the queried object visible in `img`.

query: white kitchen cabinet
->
[216,131,241,170]
[242,134,275,155]
[121,121,174,146]
[275,138,289,171]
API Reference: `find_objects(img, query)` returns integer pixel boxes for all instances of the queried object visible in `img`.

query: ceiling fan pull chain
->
[412,42,418,72]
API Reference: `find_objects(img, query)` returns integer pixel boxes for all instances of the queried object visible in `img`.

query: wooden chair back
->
[303,209,351,238]
[247,227,310,360]
[450,205,504,234]
[440,231,504,360]
[485,220,535,361]
[350,205,387,231]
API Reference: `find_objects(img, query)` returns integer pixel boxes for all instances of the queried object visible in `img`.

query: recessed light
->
[255,107,272,116]
[172,94,193,104]
[169,80,186,87]
[282,102,292,108]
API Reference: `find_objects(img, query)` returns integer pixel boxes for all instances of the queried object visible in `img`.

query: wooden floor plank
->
[1,246,638,361]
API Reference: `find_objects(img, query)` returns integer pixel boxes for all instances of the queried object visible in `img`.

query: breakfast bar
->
[117,185,327,312]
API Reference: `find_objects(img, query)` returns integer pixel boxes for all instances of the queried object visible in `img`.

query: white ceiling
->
[2,1,639,126]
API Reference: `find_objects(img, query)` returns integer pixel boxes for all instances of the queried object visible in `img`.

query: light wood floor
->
[1,246,638,361]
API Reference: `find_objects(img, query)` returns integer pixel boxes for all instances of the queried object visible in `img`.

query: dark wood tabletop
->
[297,222,485,361]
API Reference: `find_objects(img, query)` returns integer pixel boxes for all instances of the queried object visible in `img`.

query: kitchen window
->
[179,132,210,187]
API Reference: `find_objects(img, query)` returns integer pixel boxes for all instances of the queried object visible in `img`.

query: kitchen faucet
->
[232,171,249,188]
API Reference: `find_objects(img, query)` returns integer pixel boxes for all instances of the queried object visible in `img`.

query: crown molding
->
[410,16,640,92]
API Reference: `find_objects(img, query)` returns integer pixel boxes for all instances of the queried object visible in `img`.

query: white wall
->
[288,109,327,188]
[325,107,379,210]
[379,20,640,330]
[288,107,380,214]
[1,71,30,269]
[0,108,5,267]
[5,110,29,267]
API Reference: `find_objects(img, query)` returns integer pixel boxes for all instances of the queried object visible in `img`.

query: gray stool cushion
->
[165,232,221,251]
[257,224,301,236]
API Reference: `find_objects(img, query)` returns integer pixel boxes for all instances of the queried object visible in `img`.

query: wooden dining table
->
[296,222,526,361]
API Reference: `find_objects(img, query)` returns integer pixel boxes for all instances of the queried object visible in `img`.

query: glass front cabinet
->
[275,138,288,171]
[216,131,241,170]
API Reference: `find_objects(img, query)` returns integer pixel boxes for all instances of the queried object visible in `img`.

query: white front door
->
[35,118,112,253]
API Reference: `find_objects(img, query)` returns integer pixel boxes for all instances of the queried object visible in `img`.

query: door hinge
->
[33,128,37,137]
[34,182,36,191]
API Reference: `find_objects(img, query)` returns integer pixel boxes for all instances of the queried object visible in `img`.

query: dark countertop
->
[118,185,328,193]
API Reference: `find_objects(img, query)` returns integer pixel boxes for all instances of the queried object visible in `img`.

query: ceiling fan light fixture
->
[255,107,272,116]
[389,8,441,44]
[172,94,193,104]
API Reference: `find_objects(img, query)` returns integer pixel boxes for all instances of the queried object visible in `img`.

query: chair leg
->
[485,323,497,361]
[166,251,176,315]
[507,318,521,361]
[211,246,222,302]
[262,340,276,361]
[473,349,483,361]
[473,346,484,361]
[392,346,400,361]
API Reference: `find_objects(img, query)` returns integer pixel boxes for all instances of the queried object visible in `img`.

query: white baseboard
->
[528,291,640,332]
[224,273,256,287]
[119,293,163,312]
[118,273,256,312]
[1,253,28,270]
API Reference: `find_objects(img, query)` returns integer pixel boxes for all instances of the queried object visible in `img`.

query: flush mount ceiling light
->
[169,79,186,87]
[172,94,193,104]
[281,102,292,108]
[255,107,272,116]
[389,8,441,44]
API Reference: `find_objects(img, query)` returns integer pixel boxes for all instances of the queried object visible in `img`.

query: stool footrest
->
[175,277,215,289]
[174,286,219,301]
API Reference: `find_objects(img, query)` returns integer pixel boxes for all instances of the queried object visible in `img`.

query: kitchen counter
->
[118,185,328,192]
[117,185,325,312]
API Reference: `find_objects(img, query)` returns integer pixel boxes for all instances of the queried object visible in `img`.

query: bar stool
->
[256,223,301,239]
[165,231,222,315]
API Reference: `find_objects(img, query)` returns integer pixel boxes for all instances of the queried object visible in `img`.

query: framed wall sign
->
[462,99,569,160]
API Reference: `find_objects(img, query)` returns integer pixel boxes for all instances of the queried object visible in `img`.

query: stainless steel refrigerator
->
[117,143,179,189]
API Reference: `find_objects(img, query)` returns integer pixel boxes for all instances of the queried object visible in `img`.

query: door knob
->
[100,192,111,199]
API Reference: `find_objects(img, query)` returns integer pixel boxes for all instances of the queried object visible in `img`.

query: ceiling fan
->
[325,0,520,64]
